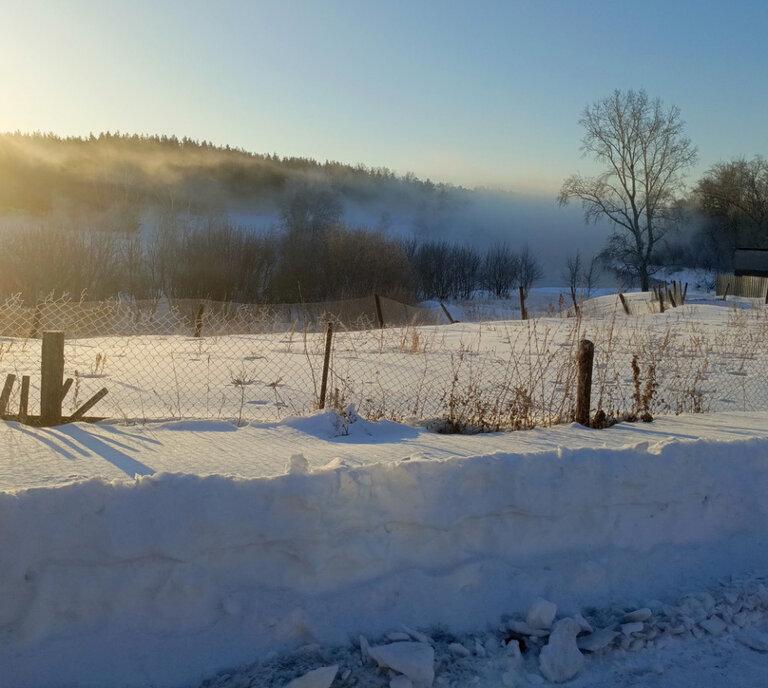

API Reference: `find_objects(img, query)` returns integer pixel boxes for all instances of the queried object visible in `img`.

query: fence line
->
[1,292,767,430]
[716,274,768,299]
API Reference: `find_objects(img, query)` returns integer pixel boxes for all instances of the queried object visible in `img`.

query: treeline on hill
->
[0,131,463,221]
[0,213,542,306]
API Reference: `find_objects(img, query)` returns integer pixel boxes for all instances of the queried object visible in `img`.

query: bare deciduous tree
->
[695,156,768,256]
[558,89,697,290]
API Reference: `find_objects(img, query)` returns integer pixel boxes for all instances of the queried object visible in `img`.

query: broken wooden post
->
[373,293,385,329]
[318,321,334,409]
[575,339,594,427]
[618,293,630,315]
[41,331,65,426]
[0,374,15,415]
[519,286,527,320]
[69,388,108,423]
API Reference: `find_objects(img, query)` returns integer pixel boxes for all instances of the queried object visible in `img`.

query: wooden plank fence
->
[716,274,768,299]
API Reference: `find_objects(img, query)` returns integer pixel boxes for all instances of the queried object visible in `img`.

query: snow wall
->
[3,436,768,688]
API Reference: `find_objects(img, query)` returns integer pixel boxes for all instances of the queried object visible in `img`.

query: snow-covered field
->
[2,293,768,687]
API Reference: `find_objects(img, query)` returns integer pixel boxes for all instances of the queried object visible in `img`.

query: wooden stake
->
[569,285,580,316]
[0,374,15,415]
[683,282,688,304]
[723,282,730,301]
[318,321,333,409]
[519,286,527,320]
[657,287,665,313]
[29,301,42,339]
[618,293,630,315]
[41,331,65,426]
[69,388,108,422]
[373,293,385,329]
[440,302,456,324]
[194,302,205,338]
[19,375,30,423]
[667,285,677,308]
[575,339,594,427]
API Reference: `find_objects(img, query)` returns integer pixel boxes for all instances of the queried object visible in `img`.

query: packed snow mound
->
[3,436,768,687]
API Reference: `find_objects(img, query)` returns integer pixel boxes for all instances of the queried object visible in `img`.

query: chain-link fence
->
[0,292,766,429]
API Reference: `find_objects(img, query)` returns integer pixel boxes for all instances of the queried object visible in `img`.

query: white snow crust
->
[3,415,768,687]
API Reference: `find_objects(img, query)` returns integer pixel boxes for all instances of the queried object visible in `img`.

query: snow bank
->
[3,437,768,687]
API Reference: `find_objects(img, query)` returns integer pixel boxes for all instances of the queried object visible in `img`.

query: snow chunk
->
[448,642,470,657]
[700,616,727,636]
[620,621,644,635]
[526,598,557,630]
[287,453,309,474]
[622,608,652,623]
[367,642,434,687]
[574,613,593,634]
[577,627,617,652]
[538,618,584,683]
[283,664,338,688]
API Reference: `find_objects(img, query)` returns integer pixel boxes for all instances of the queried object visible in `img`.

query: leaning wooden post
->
[657,287,665,313]
[440,302,456,324]
[569,285,580,316]
[575,339,594,427]
[373,293,385,329]
[0,374,16,415]
[723,282,730,301]
[683,282,688,304]
[41,331,65,426]
[667,285,677,308]
[318,321,334,409]
[519,286,527,320]
[618,293,630,315]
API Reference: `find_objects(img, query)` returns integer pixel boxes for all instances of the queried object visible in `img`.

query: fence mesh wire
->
[0,292,765,429]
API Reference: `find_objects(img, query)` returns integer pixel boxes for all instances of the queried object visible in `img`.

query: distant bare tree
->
[694,156,768,256]
[559,89,697,290]
[517,244,543,297]
[481,242,519,297]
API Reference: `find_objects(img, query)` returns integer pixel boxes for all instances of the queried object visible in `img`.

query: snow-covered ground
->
[2,290,768,687]
[2,410,768,687]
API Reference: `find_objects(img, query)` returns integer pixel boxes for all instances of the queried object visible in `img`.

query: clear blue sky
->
[1,0,766,194]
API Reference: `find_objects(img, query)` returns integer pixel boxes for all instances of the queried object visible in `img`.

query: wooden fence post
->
[723,282,730,301]
[667,284,677,308]
[19,375,30,424]
[194,302,205,338]
[373,294,385,329]
[318,321,334,409]
[0,374,15,415]
[29,301,43,339]
[618,293,630,315]
[519,286,527,320]
[41,331,65,426]
[569,285,580,316]
[657,287,665,313]
[576,339,594,427]
[440,302,456,324]
[683,282,688,304]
